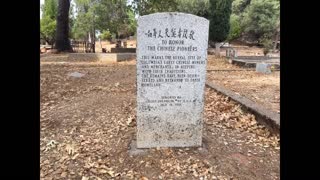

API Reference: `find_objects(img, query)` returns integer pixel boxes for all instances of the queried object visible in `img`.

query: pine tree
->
[208,0,232,56]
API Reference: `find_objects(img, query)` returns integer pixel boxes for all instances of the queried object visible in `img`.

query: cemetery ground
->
[206,57,280,113]
[40,54,280,180]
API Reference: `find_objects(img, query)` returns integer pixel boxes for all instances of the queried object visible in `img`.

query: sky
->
[40,0,44,18]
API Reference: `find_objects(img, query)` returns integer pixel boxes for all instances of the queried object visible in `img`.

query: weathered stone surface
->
[68,72,85,78]
[128,140,149,156]
[136,13,209,148]
[256,63,272,74]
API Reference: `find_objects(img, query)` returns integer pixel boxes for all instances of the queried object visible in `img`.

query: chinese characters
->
[145,28,195,40]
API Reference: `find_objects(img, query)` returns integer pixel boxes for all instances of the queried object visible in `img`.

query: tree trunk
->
[55,0,72,52]
[88,32,91,52]
[215,43,221,57]
[92,29,95,53]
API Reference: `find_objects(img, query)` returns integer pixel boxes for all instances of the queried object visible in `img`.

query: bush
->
[261,38,273,55]
[99,30,112,41]
[242,0,279,42]
[232,0,251,15]
[227,14,242,41]
[40,16,56,45]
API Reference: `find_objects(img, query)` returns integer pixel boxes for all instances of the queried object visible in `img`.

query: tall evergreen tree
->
[208,0,232,56]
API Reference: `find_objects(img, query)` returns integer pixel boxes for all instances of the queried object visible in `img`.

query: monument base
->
[137,122,203,148]
[128,140,149,156]
[128,137,209,156]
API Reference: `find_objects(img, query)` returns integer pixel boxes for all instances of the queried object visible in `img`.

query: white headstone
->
[68,72,85,78]
[256,63,271,74]
[136,13,209,148]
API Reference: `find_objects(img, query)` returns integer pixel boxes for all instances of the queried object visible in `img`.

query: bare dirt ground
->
[40,55,279,180]
[206,56,280,113]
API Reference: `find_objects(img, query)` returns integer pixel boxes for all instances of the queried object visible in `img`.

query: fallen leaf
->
[81,176,89,180]
[107,170,115,177]
[99,169,108,174]
[92,176,102,180]
[61,172,67,178]
[90,168,98,174]
[72,153,79,159]
[46,140,58,147]
[66,144,75,155]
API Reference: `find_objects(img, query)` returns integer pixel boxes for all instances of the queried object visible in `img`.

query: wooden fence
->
[71,40,94,53]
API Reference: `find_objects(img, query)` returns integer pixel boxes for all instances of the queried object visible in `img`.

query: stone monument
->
[136,13,209,148]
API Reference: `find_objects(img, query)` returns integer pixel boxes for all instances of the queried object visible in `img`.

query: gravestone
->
[234,49,238,57]
[256,63,272,74]
[226,49,230,57]
[68,72,85,78]
[136,13,209,148]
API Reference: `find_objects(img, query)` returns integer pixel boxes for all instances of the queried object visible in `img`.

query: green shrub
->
[227,14,242,41]
[261,38,273,56]
[99,30,112,41]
